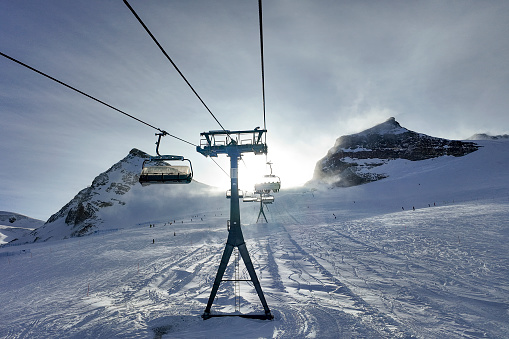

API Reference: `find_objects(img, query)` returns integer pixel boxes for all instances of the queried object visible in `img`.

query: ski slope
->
[1,140,508,338]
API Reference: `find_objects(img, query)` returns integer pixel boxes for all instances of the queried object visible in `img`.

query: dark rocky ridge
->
[313,117,480,187]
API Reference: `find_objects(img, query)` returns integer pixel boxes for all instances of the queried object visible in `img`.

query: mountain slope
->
[0,211,44,228]
[13,149,223,243]
[313,117,479,187]
[0,212,44,245]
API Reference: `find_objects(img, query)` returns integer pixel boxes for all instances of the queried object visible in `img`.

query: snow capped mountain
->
[12,148,223,243]
[313,117,480,187]
[0,211,44,228]
[0,212,44,245]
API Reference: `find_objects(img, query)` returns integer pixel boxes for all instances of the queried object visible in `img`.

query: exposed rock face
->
[313,117,479,187]
[32,148,150,240]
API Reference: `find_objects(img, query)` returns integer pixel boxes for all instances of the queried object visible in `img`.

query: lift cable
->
[0,51,196,147]
[211,157,230,178]
[258,0,267,133]
[0,51,232,177]
[258,0,269,165]
[123,0,229,134]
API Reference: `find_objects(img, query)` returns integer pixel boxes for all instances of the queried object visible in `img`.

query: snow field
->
[1,191,508,338]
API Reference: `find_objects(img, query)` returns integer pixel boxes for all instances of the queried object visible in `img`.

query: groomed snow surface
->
[1,140,508,338]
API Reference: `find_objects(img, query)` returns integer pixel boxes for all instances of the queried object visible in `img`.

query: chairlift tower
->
[256,195,268,223]
[255,193,274,223]
[197,128,273,320]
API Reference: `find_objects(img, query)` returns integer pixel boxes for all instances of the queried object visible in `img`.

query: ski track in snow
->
[1,192,509,338]
[271,193,509,338]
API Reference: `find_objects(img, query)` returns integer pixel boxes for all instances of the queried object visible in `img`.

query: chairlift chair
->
[139,156,192,186]
[256,194,274,204]
[254,175,281,193]
[254,161,281,193]
[226,189,244,199]
[243,192,257,202]
[139,133,193,186]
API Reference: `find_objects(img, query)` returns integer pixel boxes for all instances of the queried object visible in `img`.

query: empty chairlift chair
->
[139,133,193,186]
[243,191,258,202]
[139,155,193,186]
[226,189,244,199]
[254,176,281,193]
[256,194,274,204]
[254,161,281,194]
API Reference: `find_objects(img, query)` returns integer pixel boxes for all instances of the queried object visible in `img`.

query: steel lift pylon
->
[256,198,268,223]
[197,129,273,320]
[255,192,272,223]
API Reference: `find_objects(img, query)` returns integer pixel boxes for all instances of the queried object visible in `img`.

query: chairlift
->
[243,192,257,202]
[257,194,274,204]
[254,161,281,193]
[226,189,244,199]
[139,133,193,186]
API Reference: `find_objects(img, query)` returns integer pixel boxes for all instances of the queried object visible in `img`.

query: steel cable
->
[123,0,229,134]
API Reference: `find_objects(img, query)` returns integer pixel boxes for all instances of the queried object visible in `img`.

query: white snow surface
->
[1,140,508,338]
[0,212,44,245]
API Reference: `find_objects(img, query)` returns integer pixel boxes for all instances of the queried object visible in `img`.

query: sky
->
[1,0,509,221]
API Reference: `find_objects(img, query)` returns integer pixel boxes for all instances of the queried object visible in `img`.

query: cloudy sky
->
[1,0,508,220]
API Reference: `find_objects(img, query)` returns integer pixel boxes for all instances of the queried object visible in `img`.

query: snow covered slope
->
[1,139,508,338]
[0,212,44,245]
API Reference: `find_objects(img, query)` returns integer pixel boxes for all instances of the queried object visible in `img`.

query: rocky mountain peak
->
[25,148,150,241]
[314,117,480,187]
[359,117,407,136]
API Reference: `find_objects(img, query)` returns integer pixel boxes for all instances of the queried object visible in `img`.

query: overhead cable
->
[211,157,230,178]
[258,0,267,132]
[1,51,231,176]
[123,0,229,134]
[0,51,196,147]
